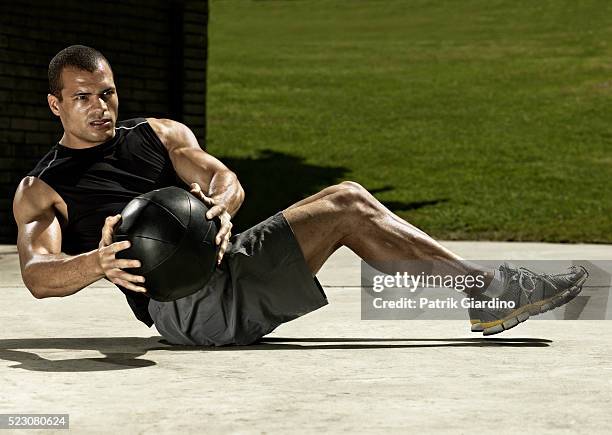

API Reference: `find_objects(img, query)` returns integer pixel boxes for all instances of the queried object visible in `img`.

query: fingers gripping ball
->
[112,186,220,301]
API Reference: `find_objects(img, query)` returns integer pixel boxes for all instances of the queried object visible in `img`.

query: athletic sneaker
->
[469,263,589,336]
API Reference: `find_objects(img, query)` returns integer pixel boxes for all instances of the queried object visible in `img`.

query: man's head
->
[47,45,119,148]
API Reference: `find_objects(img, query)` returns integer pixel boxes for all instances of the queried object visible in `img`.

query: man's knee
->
[329,181,378,219]
[338,180,367,193]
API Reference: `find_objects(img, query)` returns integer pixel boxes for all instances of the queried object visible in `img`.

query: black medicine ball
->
[113,186,220,302]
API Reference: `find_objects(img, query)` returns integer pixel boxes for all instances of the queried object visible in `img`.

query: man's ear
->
[47,93,61,117]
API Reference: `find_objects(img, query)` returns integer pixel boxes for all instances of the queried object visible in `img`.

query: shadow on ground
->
[0,336,551,372]
[220,150,448,231]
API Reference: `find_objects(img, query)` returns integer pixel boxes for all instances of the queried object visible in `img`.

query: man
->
[13,45,588,345]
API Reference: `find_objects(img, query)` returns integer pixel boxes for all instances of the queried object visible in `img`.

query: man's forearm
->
[207,170,245,217]
[22,250,104,298]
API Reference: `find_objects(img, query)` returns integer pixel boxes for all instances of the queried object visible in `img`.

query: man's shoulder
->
[15,176,61,202]
[13,177,63,222]
[119,117,192,152]
[146,118,197,152]
[145,118,182,149]
[114,117,170,152]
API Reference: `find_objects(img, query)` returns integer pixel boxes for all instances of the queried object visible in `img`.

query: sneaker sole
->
[470,272,588,336]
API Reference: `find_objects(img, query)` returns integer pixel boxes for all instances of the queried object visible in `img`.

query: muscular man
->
[13,45,588,345]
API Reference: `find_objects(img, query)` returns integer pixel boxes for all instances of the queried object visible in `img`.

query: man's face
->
[48,60,119,147]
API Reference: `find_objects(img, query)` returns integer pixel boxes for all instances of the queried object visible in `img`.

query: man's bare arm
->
[148,118,245,217]
[148,118,245,264]
[13,177,145,298]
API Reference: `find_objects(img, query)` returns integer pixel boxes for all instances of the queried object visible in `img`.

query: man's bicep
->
[18,211,63,258]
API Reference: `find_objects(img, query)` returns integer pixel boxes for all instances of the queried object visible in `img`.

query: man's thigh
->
[283,189,353,274]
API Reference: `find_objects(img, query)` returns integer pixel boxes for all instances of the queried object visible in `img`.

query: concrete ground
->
[0,242,611,434]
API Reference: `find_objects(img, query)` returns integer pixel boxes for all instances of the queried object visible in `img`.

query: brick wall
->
[0,0,208,243]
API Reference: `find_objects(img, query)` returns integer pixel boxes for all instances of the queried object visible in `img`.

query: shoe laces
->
[507,267,558,295]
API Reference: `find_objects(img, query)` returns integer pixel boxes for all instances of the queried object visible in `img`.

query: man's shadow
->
[219,150,448,231]
[0,336,551,373]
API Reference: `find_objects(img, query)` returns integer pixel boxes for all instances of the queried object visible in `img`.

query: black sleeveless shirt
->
[28,118,180,326]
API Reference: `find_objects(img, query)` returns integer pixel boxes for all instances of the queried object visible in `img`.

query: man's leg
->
[282,181,588,336]
[282,181,490,283]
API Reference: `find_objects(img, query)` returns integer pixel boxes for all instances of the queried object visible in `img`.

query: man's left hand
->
[190,183,233,265]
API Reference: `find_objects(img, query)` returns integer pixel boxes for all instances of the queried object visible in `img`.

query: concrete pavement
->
[0,242,611,434]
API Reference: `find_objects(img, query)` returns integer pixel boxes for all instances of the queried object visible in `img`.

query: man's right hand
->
[97,214,147,294]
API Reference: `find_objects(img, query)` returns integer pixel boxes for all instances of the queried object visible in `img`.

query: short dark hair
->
[48,45,111,98]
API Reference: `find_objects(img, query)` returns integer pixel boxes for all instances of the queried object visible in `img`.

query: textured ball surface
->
[113,186,220,301]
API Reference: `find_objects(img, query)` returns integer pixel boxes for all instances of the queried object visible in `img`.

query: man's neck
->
[59,131,116,149]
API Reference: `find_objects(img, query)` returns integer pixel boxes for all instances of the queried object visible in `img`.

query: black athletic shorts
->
[147,211,328,346]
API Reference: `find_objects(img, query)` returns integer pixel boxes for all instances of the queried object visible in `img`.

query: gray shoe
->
[469,263,589,336]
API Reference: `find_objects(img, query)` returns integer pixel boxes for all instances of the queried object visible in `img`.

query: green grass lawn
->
[206,0,612,242]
